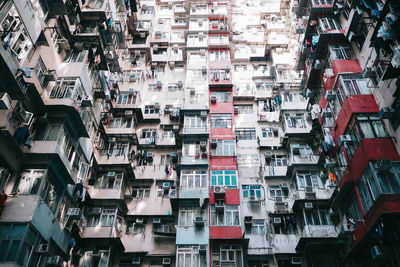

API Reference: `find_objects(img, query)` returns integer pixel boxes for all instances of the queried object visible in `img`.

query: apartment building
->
[0,0,399,266]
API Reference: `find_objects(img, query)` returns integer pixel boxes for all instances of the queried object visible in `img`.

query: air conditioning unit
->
[199,245,207,254]
[44,70,57,81]
[249,195,259,202]
[0,92,12,109]
[163,182,170,189]
[92,207,102,215]
[210,96,217,103]
[321,107,331,120]
[338,135,352,146]
[140,32,146,38]
[155,31,162,39]
[194,216,205,227]
[125,110,133,117]
[190,87,196,95]
[371,245,382,259]
[305,202,313,209]
[142,4,148,10]
[153,218,161,224]
[47,256,63,266]
[153,44,159,51]
[379,107,395,120]
[362,67,376,78]
[162,258,171,265]
[198,19,203,26]
[210,139,218,148]
[199,111,207,118]
[275,196,284,203]
[156,81,162,89]
[376,159,392,172]
[154,102,161,109]
[109,138,117,143]
[324,90,336,101]
[132,258,141,265]
[265,152,273,158]
[177,81,183,88]
[67,208,81,218]
[291,257,302,265]
[37,243,49,253]
[234,106,239,114]
[273,217,282,224]
[136,218,144,224]
[108,172,116,177]
[280,182,289,190]
[214,186,226,195]
[173,125,180,132]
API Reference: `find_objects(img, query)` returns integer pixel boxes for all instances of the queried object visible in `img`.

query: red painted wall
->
[352,194,400,247]
[209,188,240,205]
[338,138,400,189]
[209,226,242,239]
[210,128,235,138]
[331,95,379,145]
[209,157,237,169]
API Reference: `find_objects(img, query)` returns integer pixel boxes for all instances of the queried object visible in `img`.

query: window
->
[285,113,306,128]
[235,128,256,140]
[33,120,63,141]
[126,221,145,234]
[88,207,117,227]
[282,92,305,102]
[212,140,235,156]
[177,246,207,267]
[210,50,229,61]
[248,220,266,235]
[179,207,206,226]
[49,78,83,100]
[210,91,231,102]
[267,155,288,167]
[95,173,123,190]
[180,170,207,189]
[347,196,363,223]
[210,69,230,81]
[234,105,253,114]
[296,172,313,189]
[13,169,45,195]
[319,17,341,31]
[336,74,370,105]
[269,185,282,198]
[210,114,232,128]
[0,224,38,266]
[213,245,242,267]
[0,6,33,64]
[132,187,150,198]
[63,50,87,63]
[183,142,202,156]
[34,57,48,89]
[210,205,240,226]
[40,171,63,214]
[375,162,400,195]
[347,114,388,143]
[328,44,354,60]
[242,185,262,198]
[144,105,159,114]
[117,92,137,104]
[211,170,237,187]
[108,116,134,128]
[271,215,297,234]
[261,128,279,138]
[303,208,332,226]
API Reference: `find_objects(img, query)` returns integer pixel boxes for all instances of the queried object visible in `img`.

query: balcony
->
[152,31,170,43]
[187,35,208,48]
[151,47,169,62]
[156,134,176,147]
[209,34,230,48]
[190,5,209,15]
[183,126,209,136]
[209,19,228,32]
[288,145,319,166]
[300,225,337,238]
[82,225,122,239]
[102,115,135,135]
[257,100,280,122]
[88,175,125,200]
[189,19,208,32]
[112,91,141,109]
[81,0,110,21]
[268,234,298,254]
[94,149,130,166]
[209,69,232,87]
[134,164,177,180]
[72,23,101,43]
[181,154,209,166]
[263,166,288,177]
